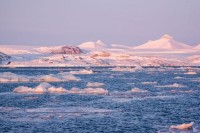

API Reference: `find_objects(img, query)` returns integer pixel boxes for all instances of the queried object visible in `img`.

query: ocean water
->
[0,67,200,133]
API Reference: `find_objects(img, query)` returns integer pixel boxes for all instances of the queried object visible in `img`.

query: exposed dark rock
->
[0,52,11,64]
[51,46,82,54]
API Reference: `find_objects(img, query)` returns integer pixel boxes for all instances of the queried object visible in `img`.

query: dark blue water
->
[0,67,200,133]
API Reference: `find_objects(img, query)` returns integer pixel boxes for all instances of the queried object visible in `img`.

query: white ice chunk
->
[70,69,94,74]
[13,82,51,94]
[39,75,61,82]
[170,122,194,130]
[0,72,80,83]
[86,82,105,87]
[111,66,142,72]
[184,71,197,75]
[130,87,148,93]
[67,87,108,95]
[57,72,80,81]
[142,82,157,84]
[48,86,66,93]
[156,83,186,88]
[174,76,183,79]
[170,90,193,93]
[83,88,108,95]
[13,83,108,95]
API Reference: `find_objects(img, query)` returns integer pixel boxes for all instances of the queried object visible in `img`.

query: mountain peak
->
[161,34,173,40]
[194,44,200,49]
[134,34,191,50]
[96,40,104,45]
[79,40,107,50]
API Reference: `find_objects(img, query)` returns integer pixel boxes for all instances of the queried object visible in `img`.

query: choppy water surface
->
[0,67,200,133]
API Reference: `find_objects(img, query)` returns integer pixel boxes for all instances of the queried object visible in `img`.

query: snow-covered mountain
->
[0,35,199,67]
[35,46,82,54]
[110,44,132,49]
[188,55,200,64]
[134,35,192,50]
[34,46,63,54]
[0,45,36,54]
[51,46,82,54]
[79,40,108,50]
[194,44,200,49]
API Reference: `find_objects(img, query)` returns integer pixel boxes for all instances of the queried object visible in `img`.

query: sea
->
[0,67,199,133]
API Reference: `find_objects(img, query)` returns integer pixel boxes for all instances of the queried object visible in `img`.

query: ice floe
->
[170,90,193,93]
[174,76,184,79]
[111,66,142,72]
[170,122,194,130]
[0,72,80,83]
[191,78,200,82]
[141,81,157,84]
[156,83,186,88]
[130,88,148,93]
[70,69,94,74]
[24,96,38,100]
[0,106,114,122]
[0,72,30,82]
[86,82,105,87]
[13,82,56,94]
[13,82,108,95]
[67,87,108,95]
[0,107,20,112]
[25,107,113,114]
[184,71,197,75]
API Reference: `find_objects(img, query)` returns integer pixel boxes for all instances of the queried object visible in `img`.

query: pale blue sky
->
[0,0,200,46]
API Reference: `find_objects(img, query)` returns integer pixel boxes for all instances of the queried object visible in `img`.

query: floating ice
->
[0,107,20,112]
[191,78,200,82]
[70,69,94,74]
[86,82,105,87]
[111,66,141,72]
[24,96,38,100]
[142,82,157,84]
[39,75,61,82]
[13,83,108,95]
[127,83,135,85]
[56,72,80,81]
[48,86,66,93]
[25,107,113,114]
[0,106,114,122]
[0,72,80,83]
[67,87,108,95]
[170,90,193,93]
[0,72,30,82]
[156,83,186,88]
[170,122,194,130]
[130,87,148,93]
[184,71,197,75]
[174,76,183,79]
[13,82,52,94]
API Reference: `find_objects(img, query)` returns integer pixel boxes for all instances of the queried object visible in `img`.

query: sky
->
[0,0,200,46]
